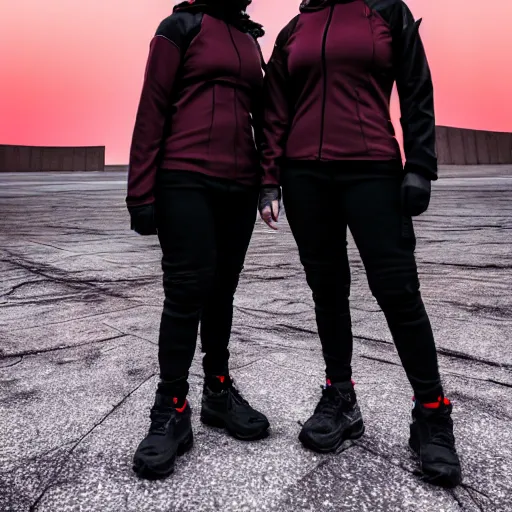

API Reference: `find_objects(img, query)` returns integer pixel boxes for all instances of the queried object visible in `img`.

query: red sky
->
[1,0,511,164]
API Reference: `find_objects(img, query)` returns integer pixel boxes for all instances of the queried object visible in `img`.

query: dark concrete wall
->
[2,128,511,170]
[436,126,512,165]
[0,145,105,172]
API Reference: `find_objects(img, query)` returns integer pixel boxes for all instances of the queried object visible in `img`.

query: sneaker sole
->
[408,443,462,488]
[299,419,365,454]
[132,431,194,480]
[200,410,270,441]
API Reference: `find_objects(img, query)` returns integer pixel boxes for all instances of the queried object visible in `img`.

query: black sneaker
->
[200,375,270,440]
[133,393,193,480]
[299,380,365,453]
[409,396,462,488]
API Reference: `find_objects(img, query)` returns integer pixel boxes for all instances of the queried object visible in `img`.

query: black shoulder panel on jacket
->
[365,0,438,180]
[155,12,203,57]
[364,0,414,40]
[275,15,300,48]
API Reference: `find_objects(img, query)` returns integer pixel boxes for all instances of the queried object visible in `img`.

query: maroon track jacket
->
[126,3,264,207]
[261,0,437,186]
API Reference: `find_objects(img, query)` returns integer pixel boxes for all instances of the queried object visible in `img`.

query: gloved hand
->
[128,203,157,235]
[401,172,432,217]
[258,186,281,230]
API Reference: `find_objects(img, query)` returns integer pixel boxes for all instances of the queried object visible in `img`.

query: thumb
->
[271,199,279,221]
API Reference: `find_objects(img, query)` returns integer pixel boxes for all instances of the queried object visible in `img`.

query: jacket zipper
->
[226,23,242,180]
[357,4,373,155]
[318,5,334,160]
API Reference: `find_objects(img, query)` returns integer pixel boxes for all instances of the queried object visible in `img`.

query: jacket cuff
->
[261,167,281,187]
[126,196,155,208]
[404,162,438,181]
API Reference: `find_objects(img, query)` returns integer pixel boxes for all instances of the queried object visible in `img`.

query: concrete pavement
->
[0,166,511,511]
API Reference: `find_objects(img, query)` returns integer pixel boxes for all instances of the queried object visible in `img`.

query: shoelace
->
[314,386,346,417]
[428,410,455,447]
[149,407,173,434]
[225,379,250,407]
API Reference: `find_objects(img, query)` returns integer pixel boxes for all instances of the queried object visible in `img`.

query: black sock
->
[157,377,189,405]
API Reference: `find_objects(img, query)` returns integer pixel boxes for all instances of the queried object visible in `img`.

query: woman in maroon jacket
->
[126,0,269,479]
[259,0,461,487]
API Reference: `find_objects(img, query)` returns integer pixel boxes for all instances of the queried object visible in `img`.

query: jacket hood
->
[173,0,264,37]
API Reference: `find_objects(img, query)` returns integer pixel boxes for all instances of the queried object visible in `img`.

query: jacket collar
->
[174,0,251,16]
[300,0,358,13]
[173,0,264,38]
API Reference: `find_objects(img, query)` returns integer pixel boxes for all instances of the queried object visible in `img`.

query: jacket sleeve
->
[260,22,295,187]
[394,2,438,180]
[126,18,183,207]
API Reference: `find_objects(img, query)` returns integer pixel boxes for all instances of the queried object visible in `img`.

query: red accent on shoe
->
[351,379,355,387]
[216,375,226,384]
[175,399,187,413]
[326,379,332,387]
[422,396,451,409]
[172,397,187,413]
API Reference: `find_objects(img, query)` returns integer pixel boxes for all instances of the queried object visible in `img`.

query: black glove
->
[128,203,157,236]
[401,172,431,217]
[258,186,281,216]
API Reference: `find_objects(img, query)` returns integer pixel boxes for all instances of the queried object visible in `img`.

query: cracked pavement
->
[0,166,511,512]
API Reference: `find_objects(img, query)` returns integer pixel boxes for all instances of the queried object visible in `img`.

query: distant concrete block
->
[62,149,74,171]
[446,128,466,165]
[461,129,478,165]
[475,130,491,164]
[0,145,105,172]
[86,147,105,172]
[435,126,451,164]
[497,133,512,164]
[73,147,86,172]
[436,126,512,165]
[18,145,31,171]
[29,146,40,171]
[486,132,500,163]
